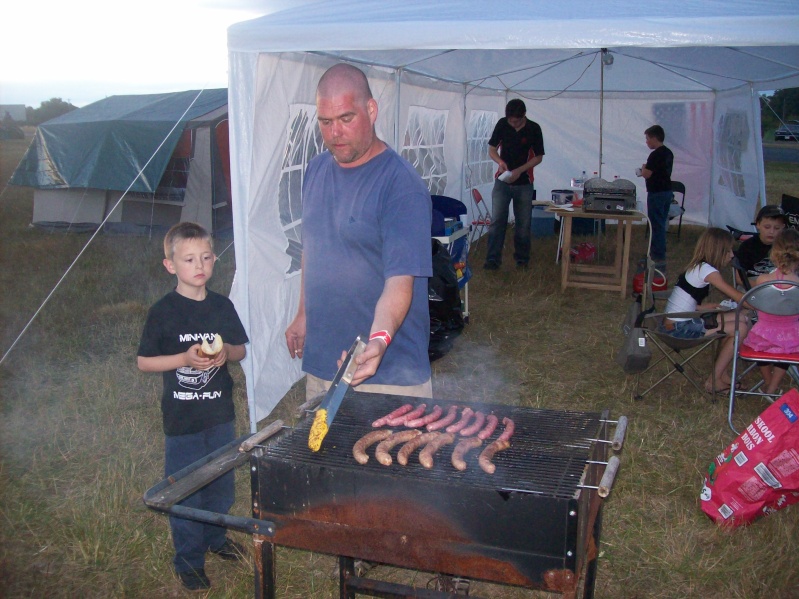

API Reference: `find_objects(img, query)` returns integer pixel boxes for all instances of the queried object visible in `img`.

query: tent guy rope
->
[0,90,207,367]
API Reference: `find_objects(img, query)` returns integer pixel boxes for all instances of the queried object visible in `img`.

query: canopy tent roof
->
[228,1,799,95]
[10,89,228,193]
[226,0,799,428]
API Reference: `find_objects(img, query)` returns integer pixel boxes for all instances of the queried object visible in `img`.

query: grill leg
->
[340,557,356,599]
[582,502,603,599]
[254,535,275,599]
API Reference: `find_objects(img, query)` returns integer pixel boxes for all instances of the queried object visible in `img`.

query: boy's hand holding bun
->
[188,335,226,370]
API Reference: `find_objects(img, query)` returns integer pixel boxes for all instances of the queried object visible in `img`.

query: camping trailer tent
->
[10,89,232,236]
[225,1,799,427]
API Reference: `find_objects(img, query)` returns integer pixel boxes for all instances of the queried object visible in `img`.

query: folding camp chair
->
[728,280,799,434]
[667,181,687,238]
[469,188,491,247]
[634,306,729,402]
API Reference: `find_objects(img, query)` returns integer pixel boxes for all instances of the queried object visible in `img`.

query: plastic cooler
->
[531,205,555,238]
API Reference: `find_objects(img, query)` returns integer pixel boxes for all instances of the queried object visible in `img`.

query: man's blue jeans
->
[165,419,235,573]
[647,190,674,263]
[486,181,535,265]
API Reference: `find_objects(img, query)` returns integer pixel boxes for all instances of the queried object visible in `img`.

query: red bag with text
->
[700,389,799,527]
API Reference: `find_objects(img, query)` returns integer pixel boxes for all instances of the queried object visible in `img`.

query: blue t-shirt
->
[301,148,432,385]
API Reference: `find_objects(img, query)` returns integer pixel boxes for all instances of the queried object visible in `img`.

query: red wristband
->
[369,330,392,347]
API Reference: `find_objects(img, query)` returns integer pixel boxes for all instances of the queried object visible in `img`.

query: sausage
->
[372,404,413,428]
[451,437,483,471]
[478,439,510,474]
[477,414,499,440]
[375,430,421,466]
[498,417,515,442]
[405,405,443,428]
[397,432,441,465]
[446,407,474,434]
[426,405,459,431]
[353,430,394,464]
[459,411,486,437]
[418,432,456,469]
[387,402,426,426]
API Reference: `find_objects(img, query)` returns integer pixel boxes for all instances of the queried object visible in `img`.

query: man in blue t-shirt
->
[285,63,433,400]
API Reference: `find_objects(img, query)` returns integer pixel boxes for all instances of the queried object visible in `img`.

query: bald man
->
[285,63,433,400]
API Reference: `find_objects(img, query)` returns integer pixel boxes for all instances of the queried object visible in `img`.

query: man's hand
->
[338,339,388,386]
[285,313,306,359]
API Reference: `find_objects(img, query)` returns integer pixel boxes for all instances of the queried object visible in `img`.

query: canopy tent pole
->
[599,49,612,179]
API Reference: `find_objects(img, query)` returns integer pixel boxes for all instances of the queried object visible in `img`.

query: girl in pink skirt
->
[745,228,799,394]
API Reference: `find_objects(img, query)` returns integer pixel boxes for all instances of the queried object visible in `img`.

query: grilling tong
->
[308,336,367,451]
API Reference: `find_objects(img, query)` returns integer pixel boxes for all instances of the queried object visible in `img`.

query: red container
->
[632,271,667,294]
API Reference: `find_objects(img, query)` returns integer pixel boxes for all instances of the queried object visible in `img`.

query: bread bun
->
[199,334,223,358]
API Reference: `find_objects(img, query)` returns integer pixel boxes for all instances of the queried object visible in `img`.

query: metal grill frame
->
[252,393,612,599]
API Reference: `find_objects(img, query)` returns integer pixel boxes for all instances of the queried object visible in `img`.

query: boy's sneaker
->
[483,260,500,270]
[210,537,247,561]
[178,568,211,591]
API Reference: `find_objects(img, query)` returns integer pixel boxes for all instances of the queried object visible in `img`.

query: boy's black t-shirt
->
[645,145,674,194]
[735,235,773,278]
[138,290,249,436]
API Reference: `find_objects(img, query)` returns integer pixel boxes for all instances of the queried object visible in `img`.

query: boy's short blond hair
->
[163,222,213,260]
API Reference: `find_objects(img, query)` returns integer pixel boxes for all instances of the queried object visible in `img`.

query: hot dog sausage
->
[478,439,510,474]
[375,430,421,466]
[446,407,474,434]
[387,403,426,426]
[498,417,515,442]
[477,414,499,440]
[426,405,459,431]
[405,405,443,428]
[459,411,486,437]
[397,432,441,465]
[353,430,394,464]
[418,432,455,469]
[372,404,413,428]
[451,437,483,471]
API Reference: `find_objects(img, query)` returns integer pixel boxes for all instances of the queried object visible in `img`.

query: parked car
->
[775,120,799,141]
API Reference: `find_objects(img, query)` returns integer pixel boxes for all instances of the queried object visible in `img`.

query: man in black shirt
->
[484,99,545,270]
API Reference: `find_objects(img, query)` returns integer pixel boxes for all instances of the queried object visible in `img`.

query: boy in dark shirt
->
[138,222,249,591]
[638,124,674,269]
[735,205,789,287]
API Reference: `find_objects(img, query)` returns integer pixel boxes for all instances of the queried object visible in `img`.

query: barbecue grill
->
[145,392,626,599]
[582,178,637,214]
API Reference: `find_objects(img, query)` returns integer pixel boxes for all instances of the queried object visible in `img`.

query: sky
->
[0,1,302,108]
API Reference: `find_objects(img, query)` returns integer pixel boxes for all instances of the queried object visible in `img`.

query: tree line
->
[11,88,799,132]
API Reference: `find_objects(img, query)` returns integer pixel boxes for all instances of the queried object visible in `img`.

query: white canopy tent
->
[226,0,799,428]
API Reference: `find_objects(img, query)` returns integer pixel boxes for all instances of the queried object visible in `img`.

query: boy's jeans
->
[165,419,235,573]
[647,190,674,263]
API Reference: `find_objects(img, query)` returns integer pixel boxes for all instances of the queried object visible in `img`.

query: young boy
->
[138,222,249,591]
[734,205,788,287]
[638,124,674,270]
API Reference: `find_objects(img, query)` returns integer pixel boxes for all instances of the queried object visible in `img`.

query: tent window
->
[280,104,324,275]
[467,110,498,187]
[127,152,191,204]
[716,110,749,199]
[401,106,448,196]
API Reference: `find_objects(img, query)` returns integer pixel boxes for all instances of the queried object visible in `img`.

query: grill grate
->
[263,392,604,499]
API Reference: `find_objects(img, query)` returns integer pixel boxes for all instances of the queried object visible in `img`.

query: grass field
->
[1,129,798,598]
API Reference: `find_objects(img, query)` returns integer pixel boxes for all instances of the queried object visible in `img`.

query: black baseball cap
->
[754,205,788,224]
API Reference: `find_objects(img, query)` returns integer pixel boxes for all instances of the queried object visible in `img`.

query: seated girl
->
[660,227,750,393]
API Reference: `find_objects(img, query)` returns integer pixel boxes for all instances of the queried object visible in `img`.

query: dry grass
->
[1,129,798,598]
